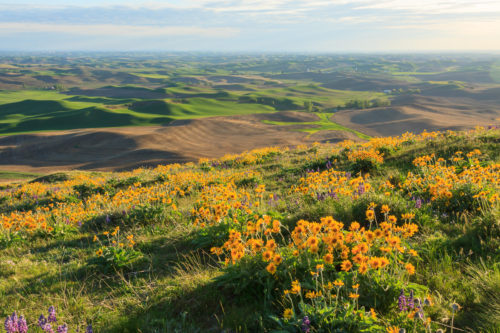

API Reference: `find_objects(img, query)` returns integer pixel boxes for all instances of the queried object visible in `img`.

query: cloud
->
[354,0,500,15]
[0,0,499,51]
[0,23,239,37]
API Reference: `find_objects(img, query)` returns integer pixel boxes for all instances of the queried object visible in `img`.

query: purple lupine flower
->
[346,172,352,179]
[39,314,48,328]
[398,289,407,312]
[316,192,326,201]
[57,324,68,333]
[4,312,19,333]
[85,324,93,333]
[415,198,422,209]
[358,183,365,195]
[18,316,28,333]
[43,323,54,333]
[301,316,311,333]
[105,215,111,223]
[48,306,57,323]
[408,290,414,309]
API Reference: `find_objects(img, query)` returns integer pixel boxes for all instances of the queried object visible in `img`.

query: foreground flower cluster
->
[211,205,422,330]
[4,307,92,333]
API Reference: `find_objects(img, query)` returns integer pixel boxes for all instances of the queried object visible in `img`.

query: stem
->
[334,287,340,315]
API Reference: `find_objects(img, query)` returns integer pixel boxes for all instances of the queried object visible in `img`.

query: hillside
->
[1,127,499,332]
[0,112,361,173]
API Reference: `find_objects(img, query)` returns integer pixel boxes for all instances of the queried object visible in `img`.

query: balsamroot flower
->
[323,253,333,264]
[341,259,352,271]
[266,262,277,274]
[405,263,415,275]
[283,308,293,320]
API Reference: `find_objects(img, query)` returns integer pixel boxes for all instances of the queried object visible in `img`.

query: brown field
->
[332,94,500,137]
[0,111,359,173]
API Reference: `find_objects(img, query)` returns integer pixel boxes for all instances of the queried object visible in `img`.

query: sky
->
[1,0,500,52]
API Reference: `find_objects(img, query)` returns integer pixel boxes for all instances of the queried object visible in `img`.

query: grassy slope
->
[263,112,371,140]
[0,129,498,332]
[0,81,387,135]
[243,84,390,110]
[490,60,500,83]
[0,89,275,135]
[0,171,40,181]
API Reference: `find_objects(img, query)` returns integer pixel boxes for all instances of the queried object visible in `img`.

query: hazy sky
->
[1,0,500,52]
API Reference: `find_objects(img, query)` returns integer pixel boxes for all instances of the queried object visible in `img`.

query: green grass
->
[131,73,170,79]
[170,97,274,118]
[0,89,276,135]
[263,112,371,140]
[243,84,389,110]
[490,61,500,83]
[0,171,41,180]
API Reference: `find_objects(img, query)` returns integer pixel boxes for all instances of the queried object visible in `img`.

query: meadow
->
[1,126,499,332]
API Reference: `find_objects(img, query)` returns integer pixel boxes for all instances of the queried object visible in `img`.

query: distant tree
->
[304,101,313,112]
[371,98,391,107]
[345,99,372,109]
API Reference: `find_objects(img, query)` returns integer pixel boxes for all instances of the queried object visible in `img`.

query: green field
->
[0,171,40,180]
[263,113,371,139]
[490,60,500,83]
[0,83,389,136]
[0,88,276,134]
